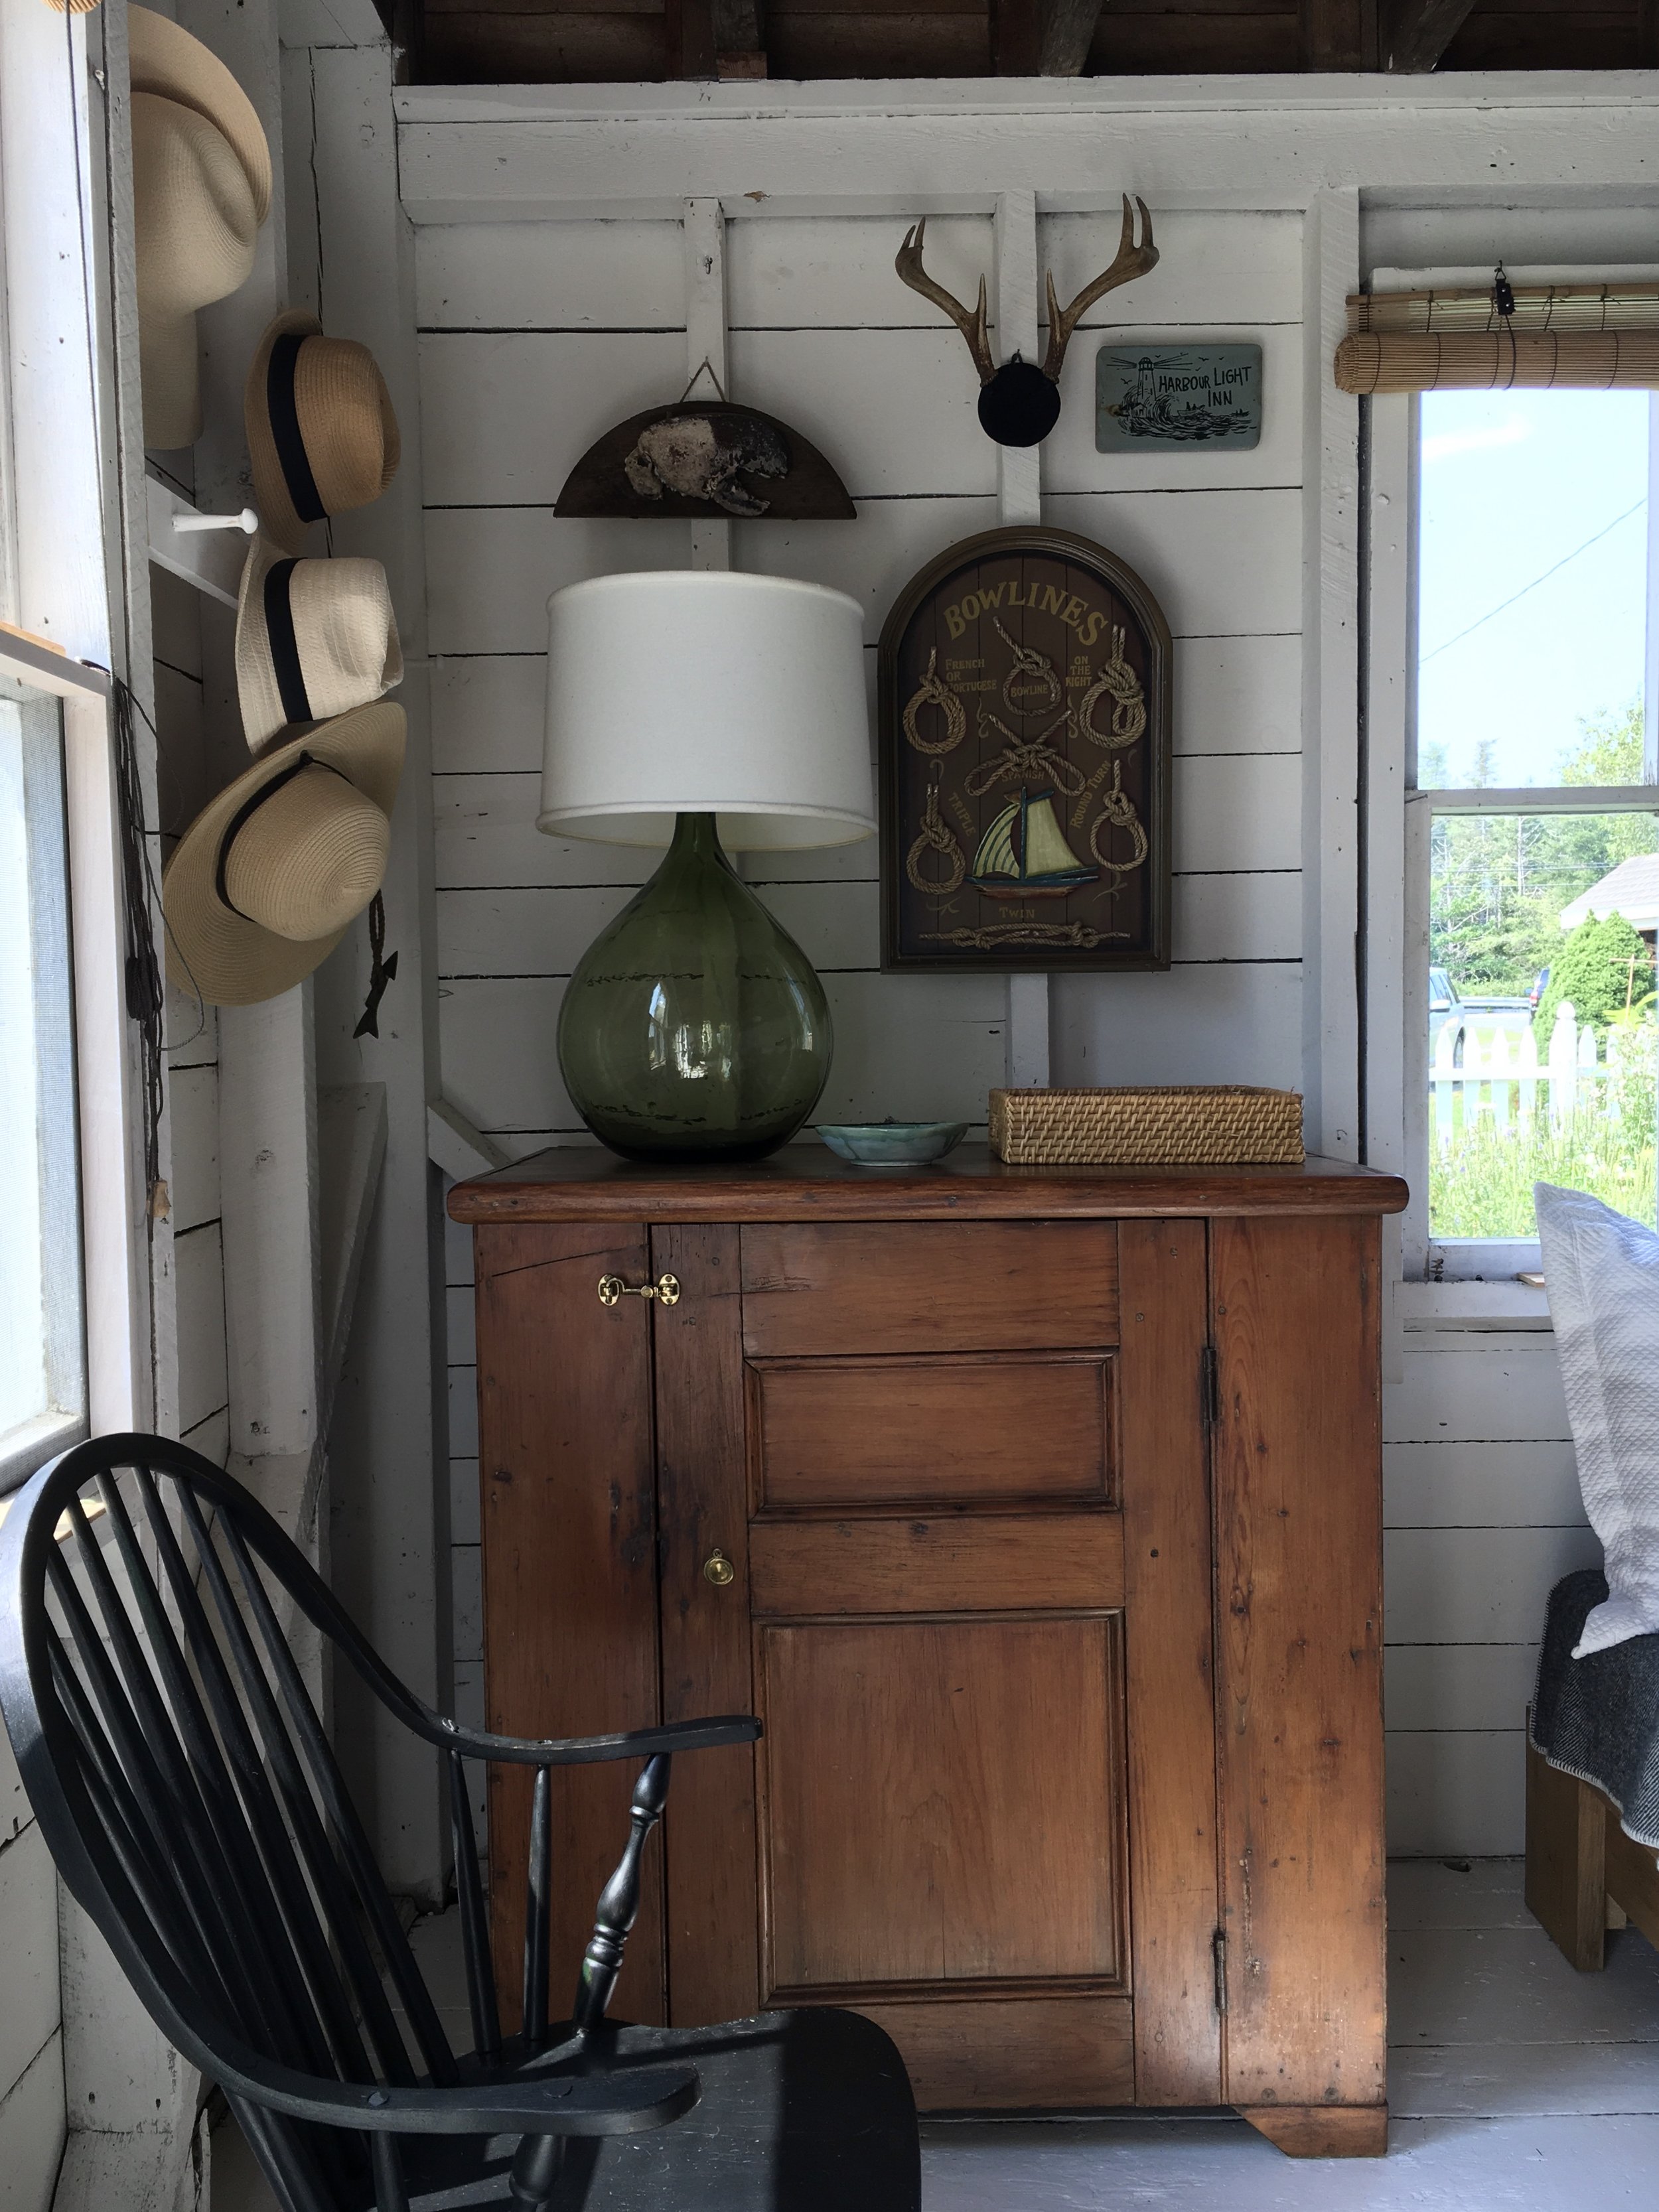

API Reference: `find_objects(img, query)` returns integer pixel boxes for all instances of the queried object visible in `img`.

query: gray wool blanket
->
[1531,1568,1659,1852]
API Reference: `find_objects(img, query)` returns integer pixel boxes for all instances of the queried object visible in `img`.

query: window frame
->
[1366,351,1659,1306]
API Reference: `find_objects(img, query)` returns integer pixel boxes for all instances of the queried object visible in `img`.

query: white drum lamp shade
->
[540,571,875,850]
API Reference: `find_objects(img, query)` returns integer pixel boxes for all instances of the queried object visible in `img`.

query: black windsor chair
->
[0,1434,920,2212]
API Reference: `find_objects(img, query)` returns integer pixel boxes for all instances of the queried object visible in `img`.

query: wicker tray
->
[988,1085,1305,1166]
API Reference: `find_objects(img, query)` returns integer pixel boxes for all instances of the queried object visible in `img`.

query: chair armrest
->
[436,1712,760,1769]
[220,2053,699,2138]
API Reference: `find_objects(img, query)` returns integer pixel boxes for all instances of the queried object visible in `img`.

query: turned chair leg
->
[508,2134,565,2212]
[1525,1727,1607,1971]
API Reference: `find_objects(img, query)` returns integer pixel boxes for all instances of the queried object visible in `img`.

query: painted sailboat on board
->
[970,786,1098,899]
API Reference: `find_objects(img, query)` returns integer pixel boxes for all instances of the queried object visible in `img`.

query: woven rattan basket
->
[989,1085,1305,1166]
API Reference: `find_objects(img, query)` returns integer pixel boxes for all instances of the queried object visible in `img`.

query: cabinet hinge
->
[1212,1927,1228,2016]
[1199,1344,1219,1434]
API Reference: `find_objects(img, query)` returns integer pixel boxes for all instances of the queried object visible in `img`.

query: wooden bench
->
[1526,1726,1659,1970]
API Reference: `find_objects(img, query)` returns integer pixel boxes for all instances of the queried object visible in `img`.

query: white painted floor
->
[213,1858,1659,2211]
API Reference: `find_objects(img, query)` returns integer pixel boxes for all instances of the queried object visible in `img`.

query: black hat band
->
[213,751,351,920]
[263,556,314,727]
[267,330,328,527]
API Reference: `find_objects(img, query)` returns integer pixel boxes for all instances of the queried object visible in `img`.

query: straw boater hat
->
[163,703,405,1008]
[246,312,401,555]
[129,11,271,450]
[234,535,403,752]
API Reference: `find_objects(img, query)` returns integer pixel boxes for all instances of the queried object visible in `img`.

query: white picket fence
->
[1431,1002,1648,1146]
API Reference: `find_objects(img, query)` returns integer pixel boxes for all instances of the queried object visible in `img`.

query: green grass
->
[1429,1109,1656,1237]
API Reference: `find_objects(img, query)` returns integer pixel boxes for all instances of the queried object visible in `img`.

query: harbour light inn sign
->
[879,527,1172,973]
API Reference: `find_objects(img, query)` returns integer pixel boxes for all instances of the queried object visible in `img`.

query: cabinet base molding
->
[848,1995,1135,2112]
[1238,2105,1389,2158]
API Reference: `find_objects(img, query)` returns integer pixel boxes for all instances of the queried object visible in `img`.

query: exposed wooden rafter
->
[1384,0,1480,70]
[713,0,768,76]
[1301,0,1371,70]
[1039,0,1108,75]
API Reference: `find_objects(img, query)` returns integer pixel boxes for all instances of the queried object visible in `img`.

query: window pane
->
[0,673,83,1478]
[1427,809,1659,1239]
[1417,391,1649,790]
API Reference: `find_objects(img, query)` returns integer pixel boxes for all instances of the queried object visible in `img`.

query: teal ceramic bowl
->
[816,1119,968,1166]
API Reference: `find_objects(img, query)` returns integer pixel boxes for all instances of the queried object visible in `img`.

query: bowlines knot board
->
[879,527,1173,972]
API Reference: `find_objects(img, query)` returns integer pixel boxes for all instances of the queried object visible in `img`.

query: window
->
[0,668,84,1489]
[1403,387,1659,1274]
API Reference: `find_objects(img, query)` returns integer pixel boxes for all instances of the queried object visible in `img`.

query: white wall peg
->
[171,507,258,534]
[144,476,251,607]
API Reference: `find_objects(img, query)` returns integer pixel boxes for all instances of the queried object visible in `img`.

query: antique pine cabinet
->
[449,1148,1408,2158]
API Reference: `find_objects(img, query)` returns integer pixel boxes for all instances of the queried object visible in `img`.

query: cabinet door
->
[656,1217,1220,2111]
[476,1223,666,2029]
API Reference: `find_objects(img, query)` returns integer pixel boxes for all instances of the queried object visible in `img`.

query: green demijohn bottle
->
[557,812,831,1162]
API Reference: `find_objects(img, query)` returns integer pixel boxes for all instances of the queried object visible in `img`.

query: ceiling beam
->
[1302,0,1371,70]
[1384,0,1480,71]
[711,0,768,76]
[1038,0,1106,76]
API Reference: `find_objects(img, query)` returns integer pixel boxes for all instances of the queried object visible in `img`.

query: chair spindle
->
[448,1750,501,2059]
[572,1754,671,2038]
[523,1765,553,2048]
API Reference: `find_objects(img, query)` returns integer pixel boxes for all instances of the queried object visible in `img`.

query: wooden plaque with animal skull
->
[879,526,1172,972]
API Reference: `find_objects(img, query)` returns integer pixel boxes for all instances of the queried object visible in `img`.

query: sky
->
[1416,389,1651,788]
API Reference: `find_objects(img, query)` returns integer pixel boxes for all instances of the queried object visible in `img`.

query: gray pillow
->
[1536,1182,1659,1656]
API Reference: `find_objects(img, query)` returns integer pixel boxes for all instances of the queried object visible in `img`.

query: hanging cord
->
[352,890,398,1039]
[1492,261,1518,387]
[111,675,168,1216]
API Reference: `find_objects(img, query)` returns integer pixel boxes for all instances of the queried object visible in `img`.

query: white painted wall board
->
[430,657,546,775]
[173,1222,229,1440]
[1386,1347,1570,1446]
[434,777,660,890]
[165,982,218,1073]
[726,214,996,331]
[1050,961,1303,1089]
[730,329,995,498]
[453,1545,482,1667]
[416,219,685,330]
[1387,1732,1527,1860]
[149,566,205,681]
[449,1368,478,1458]
[419,331,688,508]
[1385,1527,1603,1646]
[425,512,693,655]
[0,2032,64,2212]
[179,1405,231,1466]
[1037,323,1302,499]
[452,1661,488,1836]
[0,1726,22,1848]
[446,1285,476,1365]
[1385,1442,1585,1530]
[0,1826,60,2103]
[451,1454,480,1546]
[1172,872,1301,963]
[1037,209,1303,329]
[1173,752,1301,874]
[1044,490,1303,639]
[1386,1643,1540,1734]
[438,880,881,977]
[167,1066,220,1235]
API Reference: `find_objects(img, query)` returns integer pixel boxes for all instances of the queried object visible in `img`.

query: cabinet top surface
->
[447,1143,1410,1225]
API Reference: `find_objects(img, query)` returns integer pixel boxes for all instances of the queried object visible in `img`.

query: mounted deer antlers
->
[894,194,1159,448]
[1043,196,1158,383]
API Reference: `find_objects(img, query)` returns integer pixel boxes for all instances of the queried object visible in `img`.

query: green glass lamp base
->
[557,812,833,1163]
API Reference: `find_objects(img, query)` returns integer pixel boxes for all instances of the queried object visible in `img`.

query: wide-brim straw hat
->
[129,9,272,224]
[163,703,405,1008]
[246,311,401,555]
[133,94,259,450]
[235,535,403,752]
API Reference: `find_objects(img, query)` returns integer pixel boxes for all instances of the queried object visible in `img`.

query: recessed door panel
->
[758,1614,1127,1996]
[751,1352,1116,1511]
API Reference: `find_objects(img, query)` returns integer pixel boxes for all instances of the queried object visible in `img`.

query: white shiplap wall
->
[421,200,1590,1857]
[0,1715,63,2212]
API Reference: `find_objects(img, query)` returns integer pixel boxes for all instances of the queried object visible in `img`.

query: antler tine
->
[896,218,995,387]
[1041,194,1159,383]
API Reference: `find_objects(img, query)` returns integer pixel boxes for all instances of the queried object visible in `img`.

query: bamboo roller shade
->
[1334,281,1659,393]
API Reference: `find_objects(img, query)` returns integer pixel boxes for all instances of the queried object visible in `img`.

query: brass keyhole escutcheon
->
[703,1549,736,1588]
[597,1272,681,1308]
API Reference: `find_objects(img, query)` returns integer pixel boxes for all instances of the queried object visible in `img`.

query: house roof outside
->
[1559,852,1659,934]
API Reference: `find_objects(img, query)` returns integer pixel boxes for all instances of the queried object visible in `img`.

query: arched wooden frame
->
[878,526,1173,974]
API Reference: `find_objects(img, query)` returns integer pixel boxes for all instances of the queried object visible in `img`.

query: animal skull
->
[622,412,790,517]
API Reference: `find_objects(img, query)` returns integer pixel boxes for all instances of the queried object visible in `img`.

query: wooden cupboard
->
[449,1148,1407,2158]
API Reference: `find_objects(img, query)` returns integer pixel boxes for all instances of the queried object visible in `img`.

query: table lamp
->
[540,572,876,1161]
